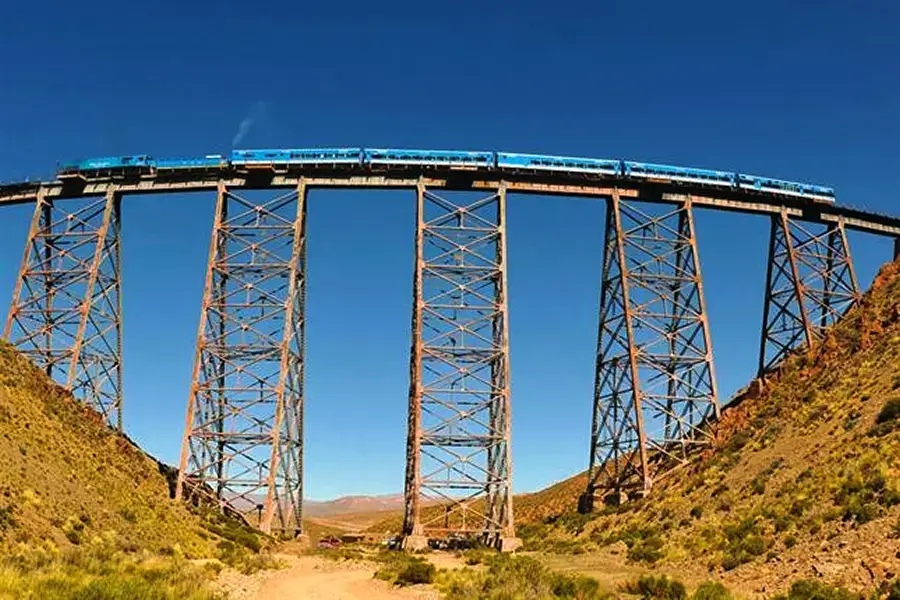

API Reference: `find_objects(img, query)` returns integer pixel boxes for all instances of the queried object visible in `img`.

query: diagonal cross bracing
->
[758,211,860,375]
[4,189,123,430]
[176,182,306,535]
[584,193,719,506]
[403,183,516,547]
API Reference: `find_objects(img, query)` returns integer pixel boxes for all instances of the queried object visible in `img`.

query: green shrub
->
[876,398,900,424]
[373,552,436,587]
[439,554,610,599]
[750,476,767,495]
[771,579,862,600]
[396,560,435,586]
[691,581,733,600]
[622,575,687,600]
[626,534,664,565]
[618,525,665,565]
[550,572,602,598]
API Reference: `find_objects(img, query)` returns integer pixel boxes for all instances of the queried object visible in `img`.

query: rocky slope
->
[514,261,900,596]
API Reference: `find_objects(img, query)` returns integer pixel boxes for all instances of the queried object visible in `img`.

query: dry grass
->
[0,340,224,557]
[0,340,282,595]
[0,537,225,599]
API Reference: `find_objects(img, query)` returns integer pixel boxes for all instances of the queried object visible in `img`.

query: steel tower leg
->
[176,182,306,536]
[582,193,718,510]
[401,182,519,551]
[4,189,123,430]
[758,211,859,376]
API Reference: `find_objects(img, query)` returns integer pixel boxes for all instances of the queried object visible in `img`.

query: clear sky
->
[0,0,897,501]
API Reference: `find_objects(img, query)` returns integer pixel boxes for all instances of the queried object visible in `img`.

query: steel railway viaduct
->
[2,151,899,551]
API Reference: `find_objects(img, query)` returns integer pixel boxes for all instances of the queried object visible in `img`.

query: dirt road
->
[216,554,440,600]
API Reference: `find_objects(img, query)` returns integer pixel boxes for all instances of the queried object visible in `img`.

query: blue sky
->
[0,0,897,500]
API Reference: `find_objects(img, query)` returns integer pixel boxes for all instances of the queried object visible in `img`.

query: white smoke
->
[231,101,268,148]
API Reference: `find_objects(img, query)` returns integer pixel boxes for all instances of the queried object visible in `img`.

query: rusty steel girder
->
[758,211,860,376]
[583,192,719,508]
[402,182,518,550]
[4,189,123,430]
[176,182,305,536]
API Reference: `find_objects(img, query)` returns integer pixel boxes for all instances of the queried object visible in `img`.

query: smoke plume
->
[231,101,268,148]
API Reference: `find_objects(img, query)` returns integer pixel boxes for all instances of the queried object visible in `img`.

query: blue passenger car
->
[364,148,494,168]
[156,155,228,170]
[231,148,362,166]
[737,174,835,203]
[624,161,735,188]
[283,148,363,164]
[496,152,620,175]
[230,149,291,164]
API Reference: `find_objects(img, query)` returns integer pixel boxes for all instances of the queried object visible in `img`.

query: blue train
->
[56,148,836,203]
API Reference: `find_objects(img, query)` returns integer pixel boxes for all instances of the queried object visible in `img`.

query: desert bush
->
[621,574,687,600]
[373,551,434,586]
[876,398,900,423]
[550,572,604,599]
[870,398,900,436]
[720,518,769,570]
[834,452,900,524]
[395,560,435,586]
[750,476,767,495]
[215,539,281,575]
[617,524,665,565]
[771,579,862,600]
[691,581,733,600]
[439,554,610,599]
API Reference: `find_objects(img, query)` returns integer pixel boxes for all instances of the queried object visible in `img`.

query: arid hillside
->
[0,340,240,558]
[514,261,900,595]
[368,260,900,597]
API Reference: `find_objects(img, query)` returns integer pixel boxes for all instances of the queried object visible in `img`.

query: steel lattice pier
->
[582,194,719,507]
[401,183,518,550]
[758,211,860,375]
[176,182,305,535]
[5,190,123,430]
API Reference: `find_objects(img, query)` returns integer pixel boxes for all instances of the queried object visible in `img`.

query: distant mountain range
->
[302,493,407,517]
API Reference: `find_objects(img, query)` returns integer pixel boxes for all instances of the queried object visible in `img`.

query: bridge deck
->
[1,165,898,236]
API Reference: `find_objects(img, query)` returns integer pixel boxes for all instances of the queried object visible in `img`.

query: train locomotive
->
[56,148,836,204]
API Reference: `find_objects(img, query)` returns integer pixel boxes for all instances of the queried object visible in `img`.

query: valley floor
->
[215,554,441,600]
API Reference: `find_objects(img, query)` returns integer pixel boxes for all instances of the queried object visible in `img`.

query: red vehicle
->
[317,536,341,550]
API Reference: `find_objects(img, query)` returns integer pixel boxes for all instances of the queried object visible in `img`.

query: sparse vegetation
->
[372,551,435,586]
[690,581,733,600]
[0,340,279,595]
[870,398,900,436]
[620,574,686,600]
[0,340,226,557]
[438,553,611,599]
[0,538,224,599]
[771,579,862,600]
